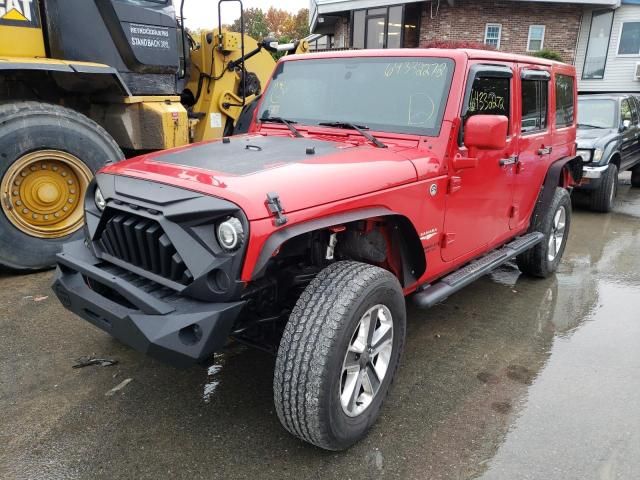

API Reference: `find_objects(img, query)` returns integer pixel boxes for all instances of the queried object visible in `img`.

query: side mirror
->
[621,119,632,131]
[464,115,509,150]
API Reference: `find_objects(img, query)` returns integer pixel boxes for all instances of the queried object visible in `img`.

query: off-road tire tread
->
[590,163,617,212]
[274,261,403,450]
[0,101,122,162]
[517,187,571,278]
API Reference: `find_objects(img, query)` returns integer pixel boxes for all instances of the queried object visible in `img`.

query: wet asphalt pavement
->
[2,176,640,480]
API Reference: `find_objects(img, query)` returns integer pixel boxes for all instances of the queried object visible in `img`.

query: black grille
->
[97,213,193,285]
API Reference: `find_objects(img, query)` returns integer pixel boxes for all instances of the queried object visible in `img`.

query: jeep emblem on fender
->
[430,184,438,196]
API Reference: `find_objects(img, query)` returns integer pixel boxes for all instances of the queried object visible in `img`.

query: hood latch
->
[266,192,288,226]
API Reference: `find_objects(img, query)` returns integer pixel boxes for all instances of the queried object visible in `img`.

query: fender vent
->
[97,213,193,285]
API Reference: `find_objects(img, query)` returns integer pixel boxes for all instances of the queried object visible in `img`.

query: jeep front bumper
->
[52,241,245,367]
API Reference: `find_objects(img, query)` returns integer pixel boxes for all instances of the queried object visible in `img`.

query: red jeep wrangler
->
[53,49,581,450]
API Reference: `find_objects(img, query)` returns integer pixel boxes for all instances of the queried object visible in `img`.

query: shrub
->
[531,49,564,62]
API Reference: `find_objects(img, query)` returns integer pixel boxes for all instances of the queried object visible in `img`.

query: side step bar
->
[413,232,544,309]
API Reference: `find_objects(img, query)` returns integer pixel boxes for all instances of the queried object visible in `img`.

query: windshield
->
[577,99,617,129]
[258,57,455,136]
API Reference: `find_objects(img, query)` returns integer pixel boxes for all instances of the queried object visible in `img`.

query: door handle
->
[538,147,552,155]
[499,155,519,166]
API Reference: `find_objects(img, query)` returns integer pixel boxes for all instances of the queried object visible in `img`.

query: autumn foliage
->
[230,7,309,43]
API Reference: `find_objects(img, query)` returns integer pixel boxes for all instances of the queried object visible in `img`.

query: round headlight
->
[217,217,244,251]
[94,187,106,211]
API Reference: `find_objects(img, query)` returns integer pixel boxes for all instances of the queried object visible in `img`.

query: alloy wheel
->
[547,206,566,262]
[340,304,394,417]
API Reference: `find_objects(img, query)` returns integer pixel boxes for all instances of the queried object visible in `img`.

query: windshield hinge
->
[265,192,288,226]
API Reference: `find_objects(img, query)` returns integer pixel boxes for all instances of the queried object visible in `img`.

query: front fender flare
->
[250,207,428,282]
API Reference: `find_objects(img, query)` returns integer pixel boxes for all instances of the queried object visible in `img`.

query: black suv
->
[576,94,640,212]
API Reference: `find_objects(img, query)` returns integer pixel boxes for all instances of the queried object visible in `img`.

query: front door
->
[442,66,516,262]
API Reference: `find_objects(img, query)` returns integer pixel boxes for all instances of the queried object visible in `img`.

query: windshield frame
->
[257,55,457,138]
[577,98,618,129]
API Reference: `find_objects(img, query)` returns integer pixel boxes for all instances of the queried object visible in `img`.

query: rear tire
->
[517,187,572,278]
[589,163,618,212]
[631,165,640,188]
[0,102,123,271]
[274,261,406,451]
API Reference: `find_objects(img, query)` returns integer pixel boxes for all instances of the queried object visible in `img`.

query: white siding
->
[576,5,640,92]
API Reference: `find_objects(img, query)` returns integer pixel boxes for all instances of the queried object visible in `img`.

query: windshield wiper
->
[318,121,387,149]
[577,123,604,129]
[260,116,303,138]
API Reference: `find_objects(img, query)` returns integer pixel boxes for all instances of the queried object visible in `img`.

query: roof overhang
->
[310,0,622,30]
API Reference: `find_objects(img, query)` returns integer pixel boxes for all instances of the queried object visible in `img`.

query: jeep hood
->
[100,135,419,220]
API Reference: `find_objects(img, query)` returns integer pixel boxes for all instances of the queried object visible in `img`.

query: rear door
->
[441,63,516,262]
[510,66,553,230]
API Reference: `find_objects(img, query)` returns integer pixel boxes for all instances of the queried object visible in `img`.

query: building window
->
[484,24,502,49]
[527,25,546,52]
[618,22,640,56]
[583,10,614,80]
[555,74,574,128]
[351,5,420,49]
[308,35,335,51]
[521,79,548,133]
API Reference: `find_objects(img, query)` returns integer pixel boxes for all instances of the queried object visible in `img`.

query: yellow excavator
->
[0,0,310,270]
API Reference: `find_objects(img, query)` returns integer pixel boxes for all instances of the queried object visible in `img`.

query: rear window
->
[555,75,574,128]
[258,57,455,136]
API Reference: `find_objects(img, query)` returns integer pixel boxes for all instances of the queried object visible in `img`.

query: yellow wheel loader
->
[0,0,309,270]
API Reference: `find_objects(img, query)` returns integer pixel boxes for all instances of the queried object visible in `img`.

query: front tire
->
[274,261,406,451]
[631,165,640,188]
[517,187,572,278]
[590,163,618,212]
[0,102,123,270]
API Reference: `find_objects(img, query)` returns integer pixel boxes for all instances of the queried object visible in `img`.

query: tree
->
[231,7,268,40]
[287,8,310,39]
[228,7,309,43]
[265,7,290,37]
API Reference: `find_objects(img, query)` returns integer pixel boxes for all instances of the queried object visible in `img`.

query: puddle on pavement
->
[2,187,640,479]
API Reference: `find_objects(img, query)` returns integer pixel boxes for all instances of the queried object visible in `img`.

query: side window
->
[629,97,639,125]
[621,99,632,124]
[467,77,510,119]
[555,75,574,128]
[521,80,548,133]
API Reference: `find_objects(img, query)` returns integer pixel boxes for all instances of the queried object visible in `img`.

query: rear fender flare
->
[530,156,581,230]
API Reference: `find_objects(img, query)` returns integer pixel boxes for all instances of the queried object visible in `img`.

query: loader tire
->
[0,101,123,271]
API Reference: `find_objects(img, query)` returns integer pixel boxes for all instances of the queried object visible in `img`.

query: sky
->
[182,0,309,31]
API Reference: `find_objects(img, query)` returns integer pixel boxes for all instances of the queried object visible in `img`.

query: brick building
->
[310,0,619,64]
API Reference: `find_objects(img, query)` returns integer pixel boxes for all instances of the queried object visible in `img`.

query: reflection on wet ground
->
[1,181,639,479]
